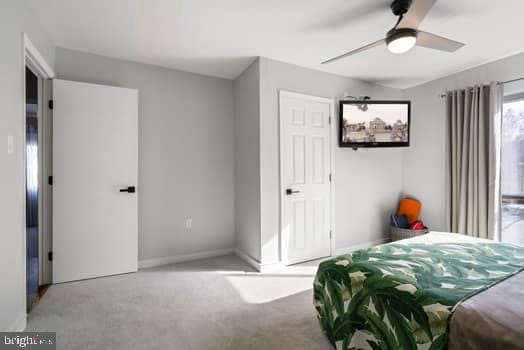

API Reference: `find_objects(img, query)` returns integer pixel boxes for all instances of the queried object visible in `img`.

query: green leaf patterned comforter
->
[313,233,524,350]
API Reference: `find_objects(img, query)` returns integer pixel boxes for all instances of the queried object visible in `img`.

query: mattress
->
[313,232,524,350]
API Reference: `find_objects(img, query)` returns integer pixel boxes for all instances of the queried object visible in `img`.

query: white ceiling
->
[25,0,524,89]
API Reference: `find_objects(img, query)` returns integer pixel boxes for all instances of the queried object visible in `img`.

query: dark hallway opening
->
[26,66,39,312]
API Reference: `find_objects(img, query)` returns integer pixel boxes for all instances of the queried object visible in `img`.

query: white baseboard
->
[140,239,389,271]
[233,249,286,272]
[234,239,390,272]
[7,313,26,332]
[259,261,285,272]
[334,237,390,256]
[233,248,261,271]
[138,248,233,269]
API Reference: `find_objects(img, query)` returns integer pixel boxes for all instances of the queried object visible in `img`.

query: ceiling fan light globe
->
[387,36,417,54]
[386,28,418,54]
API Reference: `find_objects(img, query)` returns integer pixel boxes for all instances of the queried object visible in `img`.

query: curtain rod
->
[438,76,524,99]
[500,76,524,85]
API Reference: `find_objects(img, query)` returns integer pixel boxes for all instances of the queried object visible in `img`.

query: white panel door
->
[52,79,138,283]
[280,91,332,265]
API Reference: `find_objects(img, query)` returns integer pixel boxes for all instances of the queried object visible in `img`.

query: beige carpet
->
[27,254,332,350]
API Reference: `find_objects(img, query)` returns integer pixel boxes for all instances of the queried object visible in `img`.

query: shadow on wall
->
[379,198,398,238]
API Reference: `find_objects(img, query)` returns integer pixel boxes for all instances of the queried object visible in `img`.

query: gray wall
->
[0,0,56,331]
[233,59,262,261]
[403,52,524,231]
[258,57,405,264]
[55,48,235,262]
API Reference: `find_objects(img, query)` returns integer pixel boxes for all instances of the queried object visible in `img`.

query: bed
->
[313,232,524,350]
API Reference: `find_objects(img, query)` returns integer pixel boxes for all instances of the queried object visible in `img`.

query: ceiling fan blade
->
[322,39,386,64]
[398,0,437,29]
[416,31,465,52]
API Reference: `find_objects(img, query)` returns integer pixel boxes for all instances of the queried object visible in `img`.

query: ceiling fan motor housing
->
[390,0,413,16]
[386,27,418,45]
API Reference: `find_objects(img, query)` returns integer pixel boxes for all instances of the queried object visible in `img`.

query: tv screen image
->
[339,100,410,148]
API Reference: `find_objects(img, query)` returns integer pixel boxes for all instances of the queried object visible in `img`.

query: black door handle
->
[120,186,136,193]
[286,188,300,195]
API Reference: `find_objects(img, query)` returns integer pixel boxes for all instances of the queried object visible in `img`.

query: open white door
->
[280,91,333,265]
[52,79,138,283]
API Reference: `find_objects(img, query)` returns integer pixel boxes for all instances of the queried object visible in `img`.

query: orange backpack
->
[398,197,421,224]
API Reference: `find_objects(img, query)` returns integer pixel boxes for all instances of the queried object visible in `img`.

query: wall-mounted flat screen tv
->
[339,100,411,148]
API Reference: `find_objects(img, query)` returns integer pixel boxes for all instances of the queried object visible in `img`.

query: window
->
[501,95,524,245]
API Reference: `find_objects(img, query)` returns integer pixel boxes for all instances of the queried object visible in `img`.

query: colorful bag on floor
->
[409,220,426,230]
[390,214,409,229]
[397,197,421,224]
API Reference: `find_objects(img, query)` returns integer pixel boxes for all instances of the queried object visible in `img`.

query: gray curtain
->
[448,83,503,239]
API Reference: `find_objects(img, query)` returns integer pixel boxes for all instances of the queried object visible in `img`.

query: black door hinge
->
[48,99,53,109]
[48,176,53,186]
[48,251,53,261]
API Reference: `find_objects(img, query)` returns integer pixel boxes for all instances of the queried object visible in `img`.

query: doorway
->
[25,66,40,311]
[23,34,55,314]
[279,91,334,265]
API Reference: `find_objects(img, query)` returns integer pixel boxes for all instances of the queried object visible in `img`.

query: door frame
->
[22,33,55,290]
[278,90,335,265]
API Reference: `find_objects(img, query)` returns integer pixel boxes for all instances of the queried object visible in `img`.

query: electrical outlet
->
[7,135,13,154]
[185,218,192,229]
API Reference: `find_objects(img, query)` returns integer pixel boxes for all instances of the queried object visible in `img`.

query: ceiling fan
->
[322,0,465,64]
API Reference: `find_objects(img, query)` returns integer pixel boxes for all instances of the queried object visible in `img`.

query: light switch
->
[185,218,192,229]
[7,135,13,154]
